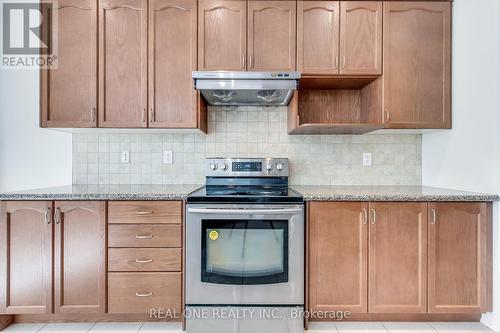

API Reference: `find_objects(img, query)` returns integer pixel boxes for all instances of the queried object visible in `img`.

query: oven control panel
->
[232,161,262,172]
[206,158,289,177]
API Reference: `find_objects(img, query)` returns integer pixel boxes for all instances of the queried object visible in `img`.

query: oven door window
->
[201,220,288,285]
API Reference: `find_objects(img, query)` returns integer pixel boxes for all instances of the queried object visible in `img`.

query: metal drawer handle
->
[135,258,153,263]
[136,234,153,239]
[431,208,437,224]
[54,207,61,224]
[371,208,376,224]
[135,292,153,297]
[45,207,52,224]
[135,210,154,215]
[362,208,368,225]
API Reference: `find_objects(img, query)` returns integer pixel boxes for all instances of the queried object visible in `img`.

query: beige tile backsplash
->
[72,106,422,185]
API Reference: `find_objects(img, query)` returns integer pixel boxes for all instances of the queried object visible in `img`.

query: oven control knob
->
[210,163,218,171]
[221,163,228,170]
[276,163,283,171]
[266,163,273,171]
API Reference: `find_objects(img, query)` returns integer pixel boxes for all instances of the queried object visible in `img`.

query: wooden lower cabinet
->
[308,201,492,318]
[0,201,53,314]
[0,201,106,315]
[368,202,427,313]
[108,273,182,314]
[54,201,106,313]
[309,202,368,314]
[428,202,492,313]
[107,200,183,316]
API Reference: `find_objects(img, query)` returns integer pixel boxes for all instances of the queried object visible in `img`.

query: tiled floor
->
[308,322,494,333]
[0,322,494,333]
[0,322,181,333]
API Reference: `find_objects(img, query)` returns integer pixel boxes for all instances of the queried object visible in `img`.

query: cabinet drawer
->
[108,248,181,272]
[108,272,181,314]
[108,225,181,248]
[108,201,182,224]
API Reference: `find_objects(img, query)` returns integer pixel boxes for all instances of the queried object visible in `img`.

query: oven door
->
[186,204,304,305]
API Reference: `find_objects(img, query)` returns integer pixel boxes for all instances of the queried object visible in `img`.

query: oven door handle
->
[187,207,303,215]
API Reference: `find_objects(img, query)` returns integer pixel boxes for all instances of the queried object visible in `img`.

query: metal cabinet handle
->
[334,56,339,70]
[385,108,390,122]
[362,208,368,225]
[136,233,153,239]
[91,107,96,122]
[431,208,437,224]
[249,55,253,69]
[45,207,52,224]
[135,292,153,297]
[135,258,153,263]
[371,208,376,224]
[54,207,61,224]
[149,108,155,123]
[142,108,146,123]
[242,54,246,69]
[135,210,154,215]
[342,56,346,69]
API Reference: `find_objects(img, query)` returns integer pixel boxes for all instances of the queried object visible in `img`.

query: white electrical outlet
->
[362,153,372,167]
[120,151,130,163]
[163,151,173,164]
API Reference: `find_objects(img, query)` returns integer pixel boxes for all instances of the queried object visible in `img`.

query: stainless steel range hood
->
[193,71,300,106]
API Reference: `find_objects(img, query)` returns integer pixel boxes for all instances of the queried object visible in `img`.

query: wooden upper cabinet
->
[0,202,53,314]
[383,2,451,128]
[248,1,296,71]
[40,0,97,127]
[99,0,148,128]
[309,202,368,313]
[428,202,491,313]
[297,1,339,75]
[198,0,246,70]
[54,201,106,314]
[149,0,198,128]
[339,1,382,75]
[368,202,427,313]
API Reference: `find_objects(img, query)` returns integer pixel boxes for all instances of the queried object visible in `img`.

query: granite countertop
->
[292,185,499,202]
[0,184,203,201]
[0,185,498,202]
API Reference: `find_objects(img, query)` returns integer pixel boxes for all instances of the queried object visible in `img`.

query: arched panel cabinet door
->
[383,2,451,128]
[297,1,340,75]
[198,0,247,71]
[248,1,296,71]
[98,0,148,128]
[148,0,198,128]
[40,0,97,128]
[339,1,382,75]
[0,201,53,314]
[53,201,107,313]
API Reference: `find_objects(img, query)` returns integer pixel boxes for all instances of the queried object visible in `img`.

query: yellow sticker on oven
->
[209,230,219,241]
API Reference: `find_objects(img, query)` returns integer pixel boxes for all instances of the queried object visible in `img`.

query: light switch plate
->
[163,151,173,164]
[120,151,130,163]
[363,153,372,167]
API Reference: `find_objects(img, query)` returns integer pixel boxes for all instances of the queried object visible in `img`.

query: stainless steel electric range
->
[185,158,304,333]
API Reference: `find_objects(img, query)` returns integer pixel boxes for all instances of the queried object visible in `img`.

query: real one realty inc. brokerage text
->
[150,308,352,320]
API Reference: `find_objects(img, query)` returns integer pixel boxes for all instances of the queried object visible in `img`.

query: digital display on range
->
[232,162,262,172]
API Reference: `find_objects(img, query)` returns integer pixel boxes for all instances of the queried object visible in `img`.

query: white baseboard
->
[481,313,499,332]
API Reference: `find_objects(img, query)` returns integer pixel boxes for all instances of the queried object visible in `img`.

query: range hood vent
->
[193,71,300,106]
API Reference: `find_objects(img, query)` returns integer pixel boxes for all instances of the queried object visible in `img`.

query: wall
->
[421,0,500,330]
[72,106,422,186]
[0,69,72,192]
